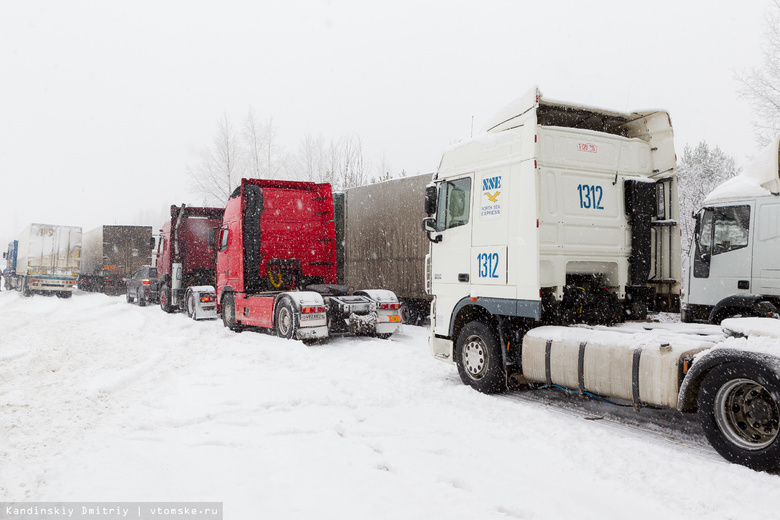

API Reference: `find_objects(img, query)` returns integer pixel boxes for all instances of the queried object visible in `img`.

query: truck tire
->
[221,292,242,332]
[455,321,507,394]
[138,289,146,307]
[275,298,296,340]
[22,279,31,297]
[126,290,134,303]
[698,361,780,471]
[56,291,72,299]
[160,283,173,313]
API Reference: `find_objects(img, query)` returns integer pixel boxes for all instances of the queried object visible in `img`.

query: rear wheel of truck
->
[56,291,72,299]
[159,283,173,313]
[275,298,296,340]
[138,289,146,307]
[126,290,134,303]
[221,292,242,332]
[455,321,506,394]
[698,361,780,471]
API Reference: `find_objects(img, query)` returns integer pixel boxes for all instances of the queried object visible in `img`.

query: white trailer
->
[682,136,780,324]
[424,88,780,470]
[6,223,82,297]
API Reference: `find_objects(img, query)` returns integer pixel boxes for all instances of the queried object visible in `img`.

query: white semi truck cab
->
[424,87,680,370]
[424,88,780,471]
[683,136,780,324]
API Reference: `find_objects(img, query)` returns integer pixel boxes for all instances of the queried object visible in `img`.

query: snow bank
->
[2,291,780,519]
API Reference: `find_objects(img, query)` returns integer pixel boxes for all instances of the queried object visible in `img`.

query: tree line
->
[188,110,403,205]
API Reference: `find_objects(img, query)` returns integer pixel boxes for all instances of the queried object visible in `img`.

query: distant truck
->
[3,224,82,297]
[424,88,780,471]
[78,225,153,294]
[214,178,402,342]
[335,173,432,324]
[154,204,223,319]
[683,136,780,324]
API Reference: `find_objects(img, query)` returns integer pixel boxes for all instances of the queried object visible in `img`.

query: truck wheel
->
[455,321,507,394]
[400,303,411,324]
[127,290,134,303]
[160,283,173,313]
[221,292,242,332]
[56,291,72,299]
[275,298,296,340]
[186,291,197,319]
[698,361,780,471]
[138,289,146,307]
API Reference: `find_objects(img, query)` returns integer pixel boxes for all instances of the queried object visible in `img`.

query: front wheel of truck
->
[455,321,506,394]
[221,292,242,332]
[698,361,780,471]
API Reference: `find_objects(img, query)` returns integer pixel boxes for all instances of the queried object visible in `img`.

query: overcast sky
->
[0,0,774,248]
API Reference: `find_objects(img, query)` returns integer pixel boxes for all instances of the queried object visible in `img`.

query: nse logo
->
[481,175,501,217]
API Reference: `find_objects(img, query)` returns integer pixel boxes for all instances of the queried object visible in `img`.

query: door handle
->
[738,280,750,290]
[458,273,469,282]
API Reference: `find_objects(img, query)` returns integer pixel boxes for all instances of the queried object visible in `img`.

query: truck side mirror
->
[149,237,156,250]
[421,217,442,243]
[2,252,5,260]
[424,183,438,216]
[208,228,216,251]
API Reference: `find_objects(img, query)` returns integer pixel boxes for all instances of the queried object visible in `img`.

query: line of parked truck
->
[4,86,780,470]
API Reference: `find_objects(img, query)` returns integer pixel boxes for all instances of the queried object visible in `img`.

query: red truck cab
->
[215,179,402,342]
[156,205,224,316]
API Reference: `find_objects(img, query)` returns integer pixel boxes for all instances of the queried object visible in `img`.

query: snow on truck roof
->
[481,86,670,135]
[703,135,780,204]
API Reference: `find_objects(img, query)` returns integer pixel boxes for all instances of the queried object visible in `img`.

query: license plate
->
[300,313,324,321]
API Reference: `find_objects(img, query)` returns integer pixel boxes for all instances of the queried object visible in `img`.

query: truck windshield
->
[697,205,751,257]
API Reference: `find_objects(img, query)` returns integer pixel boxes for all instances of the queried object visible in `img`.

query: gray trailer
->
[78,225,153,294]
[336,173,432,324]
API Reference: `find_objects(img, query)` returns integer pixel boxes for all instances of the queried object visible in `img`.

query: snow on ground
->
[2,291,780,519]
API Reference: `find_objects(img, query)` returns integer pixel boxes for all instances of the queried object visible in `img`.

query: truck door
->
[752,201,780,296]
[429,175,474,336]
[689,204,753,307]
[216,219,242,292]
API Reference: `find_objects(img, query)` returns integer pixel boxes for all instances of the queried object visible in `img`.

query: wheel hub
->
[463,337,487,379]
[715,378,780,450]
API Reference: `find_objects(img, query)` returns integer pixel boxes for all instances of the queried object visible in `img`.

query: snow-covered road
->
[1,291,778,519]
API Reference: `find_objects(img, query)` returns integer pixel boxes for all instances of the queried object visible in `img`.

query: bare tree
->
[336,134,370,190]
[373,152,393,184]
[243,108,265,179]
[738,0,780,146]
[677,142,739,261]
[242,110,286,180]
[188,114,245,205]
[291,133,332,183]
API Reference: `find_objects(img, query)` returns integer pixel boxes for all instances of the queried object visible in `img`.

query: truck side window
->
[434,178,472,231]
[220,228,229,251]
[712,205,750,255]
